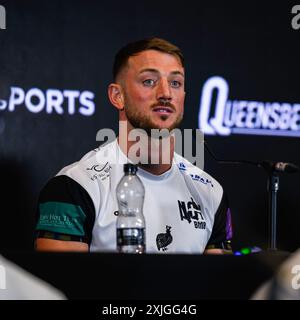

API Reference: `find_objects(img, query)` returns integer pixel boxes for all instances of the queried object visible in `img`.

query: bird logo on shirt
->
[156,226,173,251]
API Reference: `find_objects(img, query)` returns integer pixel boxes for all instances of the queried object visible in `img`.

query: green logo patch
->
[37,202,86,236]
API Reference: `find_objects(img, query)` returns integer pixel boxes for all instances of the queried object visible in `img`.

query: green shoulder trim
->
[36,202,86,236]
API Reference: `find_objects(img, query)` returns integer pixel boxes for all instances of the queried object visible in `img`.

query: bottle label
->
[117,228,145,246]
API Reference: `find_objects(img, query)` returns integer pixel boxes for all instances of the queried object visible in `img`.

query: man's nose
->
[156,79,172,102]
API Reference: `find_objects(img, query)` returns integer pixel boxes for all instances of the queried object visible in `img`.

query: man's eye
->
[143,79,155,86]
[171,80,182,88]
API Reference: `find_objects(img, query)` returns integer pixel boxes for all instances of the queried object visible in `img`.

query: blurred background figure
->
[0,255,66,300]
[252,249,300,300]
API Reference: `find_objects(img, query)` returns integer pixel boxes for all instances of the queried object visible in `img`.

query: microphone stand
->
[258,162,281,251]
[268,173,279,251]
[203,141,298,252]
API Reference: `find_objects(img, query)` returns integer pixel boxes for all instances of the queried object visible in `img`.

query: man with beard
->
[35,38,232,254]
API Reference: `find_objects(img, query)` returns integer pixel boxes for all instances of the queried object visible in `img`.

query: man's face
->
[119,49,185,133]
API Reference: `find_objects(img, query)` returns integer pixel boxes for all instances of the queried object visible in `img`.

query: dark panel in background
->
[0,0,299,252]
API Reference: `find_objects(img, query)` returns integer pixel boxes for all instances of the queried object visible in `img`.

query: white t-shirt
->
[36,140,232,254]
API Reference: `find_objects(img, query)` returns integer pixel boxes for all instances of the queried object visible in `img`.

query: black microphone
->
[259,161,300,173]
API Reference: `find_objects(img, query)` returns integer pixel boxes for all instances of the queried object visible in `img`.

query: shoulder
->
[43,140,118,211]
[174,153,224,200]
[56,140,117,186]
[57,140,117,181]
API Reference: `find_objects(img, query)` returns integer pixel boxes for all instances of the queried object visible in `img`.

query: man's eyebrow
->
[139,68,184,77]
[171,70,185,77]
[139,68,159,74]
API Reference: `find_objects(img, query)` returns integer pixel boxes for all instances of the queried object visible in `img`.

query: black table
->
[2,251,289,300]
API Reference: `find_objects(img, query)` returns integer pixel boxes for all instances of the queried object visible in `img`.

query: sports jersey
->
[36,139,232,253]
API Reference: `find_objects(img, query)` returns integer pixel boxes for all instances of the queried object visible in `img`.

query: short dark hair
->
[113,37,184,81]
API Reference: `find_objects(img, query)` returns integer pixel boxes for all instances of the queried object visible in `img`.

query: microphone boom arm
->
[204,140,299,251]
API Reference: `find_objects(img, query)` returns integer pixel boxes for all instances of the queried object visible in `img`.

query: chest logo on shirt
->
[156,226,173,251]
[178,197,206,230]
[86,162,111,181]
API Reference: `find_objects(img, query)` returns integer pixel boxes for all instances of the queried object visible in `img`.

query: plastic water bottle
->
[116,163,146,253]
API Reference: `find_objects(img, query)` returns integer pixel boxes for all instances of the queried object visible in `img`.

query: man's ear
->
[108,83,125,110]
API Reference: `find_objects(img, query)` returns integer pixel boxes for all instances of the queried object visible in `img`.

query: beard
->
[124,100,183,136]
